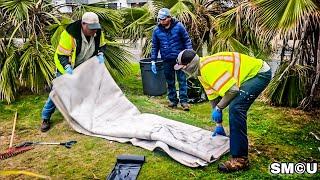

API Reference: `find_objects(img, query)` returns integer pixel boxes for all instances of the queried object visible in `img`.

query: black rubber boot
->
[40,119,50,132]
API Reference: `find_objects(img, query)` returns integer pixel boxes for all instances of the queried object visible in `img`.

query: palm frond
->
[18,40,55,92]
[0,46,19,103]
[0,0,33,26]
[122,6,152,26]
[213,1,273,58]
[228,37,251,55]
[251,0,318,41]
[152,0,179,10]
[71,3,123,39]
[264,63,312,107]
[0,38,6,59]
[122,6,155,42]
[0,0,59,103]
[142,36,152,58]
[254,0,317,31]
[171,1,199,28]
[1,0,61,42]
[103,41,133,81]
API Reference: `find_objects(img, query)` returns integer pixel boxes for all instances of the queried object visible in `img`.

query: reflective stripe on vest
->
[198,76,215,95]
[57,44,72,55]
[71,37,75,48]
[212,71,233,91]
[200,52,241,87]
[200,55,233,67]
[233,52,241,86]
[204,89,215,95]
[57,34,76,56]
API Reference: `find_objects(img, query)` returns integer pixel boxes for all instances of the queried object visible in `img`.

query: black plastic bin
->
[139,58,167,96]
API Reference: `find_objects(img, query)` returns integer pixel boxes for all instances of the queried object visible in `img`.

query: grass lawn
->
[1,63,320,179]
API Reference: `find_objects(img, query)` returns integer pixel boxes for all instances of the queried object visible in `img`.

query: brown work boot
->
[168,102,177,108]
[218,157,249,173]
[40,119,50,132]
[181,103,190,111]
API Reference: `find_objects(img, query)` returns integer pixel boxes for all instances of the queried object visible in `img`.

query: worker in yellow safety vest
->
[40,12,107,132]
[174,49,271,173]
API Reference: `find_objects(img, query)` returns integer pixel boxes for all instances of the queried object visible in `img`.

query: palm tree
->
[212,1,272,59]
[0,0,57,103]
[0,1,133,103]
[260,0,320,109]
[122,4,155,57]
[213,0,320,109]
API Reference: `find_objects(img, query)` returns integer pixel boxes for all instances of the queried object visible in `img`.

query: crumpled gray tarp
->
[49,57,230,167]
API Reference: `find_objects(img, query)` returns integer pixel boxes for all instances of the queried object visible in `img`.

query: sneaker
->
[168,102,177,108]
[218,157,249,173]
[181,103,190,111]
[41,119,50,132]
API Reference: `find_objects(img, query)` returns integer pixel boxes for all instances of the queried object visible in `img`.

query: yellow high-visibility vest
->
[54,30,106,74]
[198,52,263,100]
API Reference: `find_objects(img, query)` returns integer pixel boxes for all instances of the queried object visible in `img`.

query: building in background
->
[126,0,148,8]
[97,0,149,9]
[53,0,72,13]
[53,0,148,12]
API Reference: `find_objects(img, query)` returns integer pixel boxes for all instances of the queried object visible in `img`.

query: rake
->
[0,146,34,160]
[0,112,77,160]
[0,111,34,160]
[0,140,77,160]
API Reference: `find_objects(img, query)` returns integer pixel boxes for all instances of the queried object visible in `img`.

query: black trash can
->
[139,58,167,96]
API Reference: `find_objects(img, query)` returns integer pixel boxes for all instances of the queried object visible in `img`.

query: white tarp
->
[50,57,229,167]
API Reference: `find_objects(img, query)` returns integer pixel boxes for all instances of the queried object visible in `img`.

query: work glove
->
[212,106,223,123]
[64,64,73,75]
[151,61,157,74]
[97,52,105,64]
[212,125,226,137]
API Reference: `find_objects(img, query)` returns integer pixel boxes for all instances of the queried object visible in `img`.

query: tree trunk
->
[309,32,320,103]
[290,37,296,63]
[280,39,286,64]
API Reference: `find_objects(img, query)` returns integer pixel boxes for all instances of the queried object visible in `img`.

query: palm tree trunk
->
[309,32,320,103]
[280,39,286,64]
[301,30,320,109]
[290,37,296,62]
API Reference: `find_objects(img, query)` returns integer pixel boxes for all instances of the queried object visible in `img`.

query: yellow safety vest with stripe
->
[54,30,106,74]
[198,52,263,100]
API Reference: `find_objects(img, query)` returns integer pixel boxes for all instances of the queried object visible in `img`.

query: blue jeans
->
[163,61,188,104]
[228,70,271,157]
[41,72,61,121]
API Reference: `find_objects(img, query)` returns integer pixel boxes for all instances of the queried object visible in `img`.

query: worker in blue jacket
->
[151,8,193,111]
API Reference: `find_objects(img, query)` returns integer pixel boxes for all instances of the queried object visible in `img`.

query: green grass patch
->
[1,63,319,179]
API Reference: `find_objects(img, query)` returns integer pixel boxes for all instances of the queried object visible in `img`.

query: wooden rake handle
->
[9,111,18,148]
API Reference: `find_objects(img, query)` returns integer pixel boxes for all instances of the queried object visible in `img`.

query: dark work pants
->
[229,70,271,157]
[163,61,188,104]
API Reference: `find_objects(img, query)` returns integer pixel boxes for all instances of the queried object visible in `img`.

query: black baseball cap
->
[174,49,198,70]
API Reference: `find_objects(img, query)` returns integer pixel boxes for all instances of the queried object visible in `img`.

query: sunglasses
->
[158,16,171,21]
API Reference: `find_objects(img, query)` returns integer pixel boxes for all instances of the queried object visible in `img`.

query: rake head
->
[0,146,34,160]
